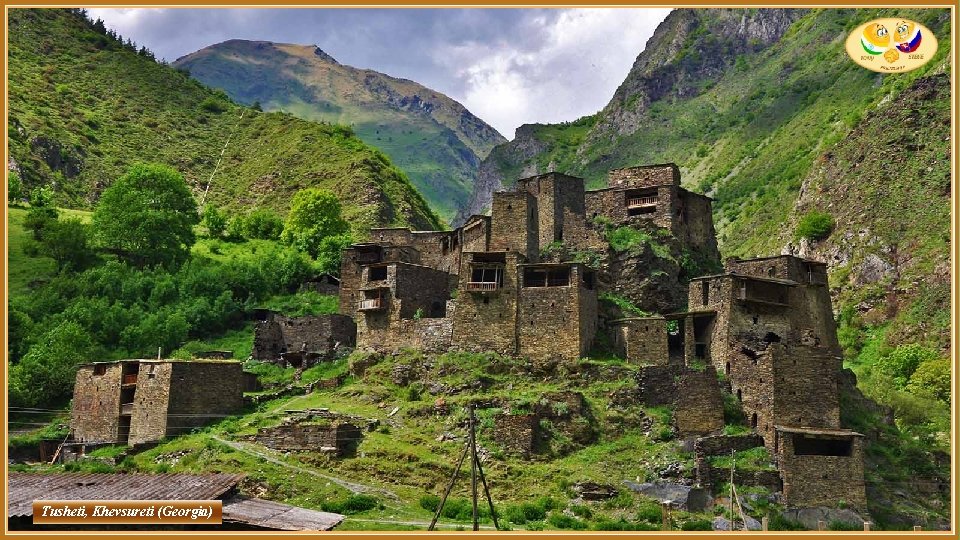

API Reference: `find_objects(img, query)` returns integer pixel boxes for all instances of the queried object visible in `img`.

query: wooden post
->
[863,521,872,531]
[469,405,479,532]
[761,516,769,531]
[913,525,922,531]
[661,502,671,531]
[428,437,470,531]
[729,450,735,531]
[817,520,826,531]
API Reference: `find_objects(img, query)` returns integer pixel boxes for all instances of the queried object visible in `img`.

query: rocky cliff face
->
[175,40,505,222]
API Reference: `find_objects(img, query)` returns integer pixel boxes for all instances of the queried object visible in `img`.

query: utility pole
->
[428,405,500,531]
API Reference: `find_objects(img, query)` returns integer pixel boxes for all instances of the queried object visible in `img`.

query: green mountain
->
[7,8,442,233]
[173,40,506,222]
[467,7,951,350]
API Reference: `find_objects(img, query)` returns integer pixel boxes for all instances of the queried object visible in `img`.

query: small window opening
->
[751,413,758,429]
[763,332,781,343]
[369,266,388,281]
[792,435,853,457]
[93,364,107,376]
[736,389,742,402]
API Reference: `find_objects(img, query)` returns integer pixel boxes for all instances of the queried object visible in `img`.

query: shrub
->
[875,343,939,389]
[321,494,378,514]
[8,170,24,203]
[201,205,227,237]
[24,205,59,240]
[419,494,441,513]
[547,512,587,530]
[199,96,228,113]
[243,208,284,240]
[795,211,834,241]
[681,518,713,530]
[906,358,950,403]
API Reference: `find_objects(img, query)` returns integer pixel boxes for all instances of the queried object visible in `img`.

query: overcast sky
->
[88,8,671,139]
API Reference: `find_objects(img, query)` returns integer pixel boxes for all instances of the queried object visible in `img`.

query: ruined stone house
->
[252,311,356,367]
[71,360,246,446]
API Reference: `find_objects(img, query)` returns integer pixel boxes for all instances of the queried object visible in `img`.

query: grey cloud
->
[88,8,668,138]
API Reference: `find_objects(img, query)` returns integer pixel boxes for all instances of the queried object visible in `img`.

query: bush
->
[906,358,950,403]
[40,217,94,271]
[8,170,24,203]
[199,96,228,113]
[243,208,284,240]
[547,512,587,530]
[875,343,939,389]
[681,519,713,530]
[24,205,59,240]
[795,211,834,241]
[419,494,441,513]
[321,494,378,514]
[201,205,227,237]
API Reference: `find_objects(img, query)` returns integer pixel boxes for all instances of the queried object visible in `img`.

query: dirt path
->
[211,436,400,501]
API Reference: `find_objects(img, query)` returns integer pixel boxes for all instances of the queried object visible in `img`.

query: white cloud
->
[445,8,671,137]
[86,8,670,139]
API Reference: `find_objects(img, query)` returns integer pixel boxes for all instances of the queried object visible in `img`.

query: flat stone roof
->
[775,425,864,437]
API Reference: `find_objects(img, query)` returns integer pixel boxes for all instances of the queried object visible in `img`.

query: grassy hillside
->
[8,8,442,233]
[174,40,506,221]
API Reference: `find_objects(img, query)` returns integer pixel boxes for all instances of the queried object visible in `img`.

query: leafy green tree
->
[280,189,350,258]
[41,217,94,271]
[874,343,939,389]
[23,205,59,240]
[243,208,284,240]
[225,215,247,241]
[9,321,97,407]
[30,185,53,207]
[8,170,24,204]
[201,204,227,237]
[907,358,951,403]
[316,233,354,276]
[93,163,199,267]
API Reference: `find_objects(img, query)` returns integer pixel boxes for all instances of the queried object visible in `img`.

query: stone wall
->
[252,314,356,364]
[776,429,867,511]
[608,164,680,188]
[694,434,766,488]
[253,421,362,457]
[71,362,124,443]
[517,264,596,360]
[338,244,420,315]
[490,190,539,260]
[127,362,174,445]
[461,215,491,254]
[159,361,246,442]
[636,365,682,407]
[674,366,725,436]
[612,317,668,365]
[493,414,538,457]
[452,252,522,355]
[677,190,720,261]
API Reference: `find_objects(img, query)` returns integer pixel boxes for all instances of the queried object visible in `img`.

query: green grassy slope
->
[7,9,442,233]
[174,40,506,222]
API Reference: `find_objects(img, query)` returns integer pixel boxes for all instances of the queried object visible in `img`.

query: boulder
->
[623,481,711,512]
[780,507,866,530]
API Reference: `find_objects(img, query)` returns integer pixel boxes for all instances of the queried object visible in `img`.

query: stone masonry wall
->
[517,265,594,360]
[490,191,539,260]
[160,362,245,440]
[674,366,725,436]
[612,317,669,365]
[253,421,362,457]
[71,363,124,443]
[127,362,174,445]
[777,432,867,511]
[607,164,681,188]
[252,314,356,363]
[461,216,491,254]
[452,252,522,355]
[493,414,539,457]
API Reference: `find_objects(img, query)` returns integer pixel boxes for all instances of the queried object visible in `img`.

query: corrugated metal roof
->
[8,473,244,517]
[222,497,343,531]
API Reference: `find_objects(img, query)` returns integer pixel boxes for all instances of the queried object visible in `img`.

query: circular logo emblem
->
[846,18,938,73]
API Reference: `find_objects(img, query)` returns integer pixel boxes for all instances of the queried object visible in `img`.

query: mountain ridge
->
[174,39,506,221]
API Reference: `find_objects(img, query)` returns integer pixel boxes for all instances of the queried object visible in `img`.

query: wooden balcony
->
[627,196,658,208]
[466,281,499,292]
[359,298,385,311]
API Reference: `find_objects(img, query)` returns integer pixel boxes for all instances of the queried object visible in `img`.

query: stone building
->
[338,163,715,361]
[71,360,246,446]
[252,311,356,367]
